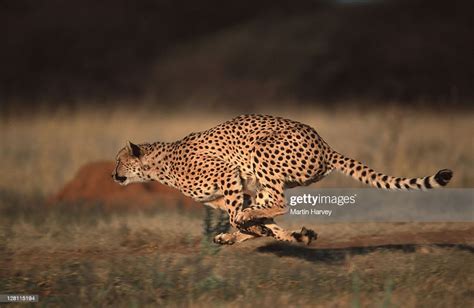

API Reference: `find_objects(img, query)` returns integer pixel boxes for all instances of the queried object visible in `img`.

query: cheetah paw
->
[234,209,266,227]
[213,233,236,245]
[292,227,318,245]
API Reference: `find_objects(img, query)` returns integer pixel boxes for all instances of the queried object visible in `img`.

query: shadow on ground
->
[256,242,474,264]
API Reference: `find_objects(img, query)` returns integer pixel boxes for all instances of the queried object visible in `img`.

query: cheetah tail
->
[330,152,453,190]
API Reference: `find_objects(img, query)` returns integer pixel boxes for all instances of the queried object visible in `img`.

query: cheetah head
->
[112,141,152,186]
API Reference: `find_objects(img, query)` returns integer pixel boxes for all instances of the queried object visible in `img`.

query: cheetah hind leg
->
[213,222,274,245]
[232,219,318,245]
[213,225,317,245]
[264,224,318,245]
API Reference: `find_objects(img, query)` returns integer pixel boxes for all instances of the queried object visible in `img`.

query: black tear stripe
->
[424,177,433,189]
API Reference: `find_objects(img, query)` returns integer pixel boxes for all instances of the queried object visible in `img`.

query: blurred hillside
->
[1,0,473,109]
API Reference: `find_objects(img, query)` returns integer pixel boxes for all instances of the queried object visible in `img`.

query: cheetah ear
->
[127,141,142,158]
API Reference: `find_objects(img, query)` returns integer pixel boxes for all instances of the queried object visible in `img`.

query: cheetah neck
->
[146,142,177,187]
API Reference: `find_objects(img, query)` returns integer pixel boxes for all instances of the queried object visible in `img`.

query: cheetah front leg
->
[234,179,288,226]
[207,195,263,245]
[214,166,248,228]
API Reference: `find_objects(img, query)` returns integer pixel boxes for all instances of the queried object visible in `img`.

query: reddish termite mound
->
[50,161,200,211]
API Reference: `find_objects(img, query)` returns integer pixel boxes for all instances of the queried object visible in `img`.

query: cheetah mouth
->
[116,179,128,186]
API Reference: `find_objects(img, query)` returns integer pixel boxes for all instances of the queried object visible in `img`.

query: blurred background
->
[1,0,473,112]
[1,1,473,306]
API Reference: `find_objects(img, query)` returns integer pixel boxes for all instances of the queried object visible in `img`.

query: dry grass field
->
[1,103,473,306]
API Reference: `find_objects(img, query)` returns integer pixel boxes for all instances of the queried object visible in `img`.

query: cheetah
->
[112,114,453,245]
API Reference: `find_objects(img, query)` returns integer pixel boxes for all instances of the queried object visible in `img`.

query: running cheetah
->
[112,114,453,245]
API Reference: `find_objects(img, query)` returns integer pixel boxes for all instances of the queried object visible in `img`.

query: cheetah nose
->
[113,173,127,183]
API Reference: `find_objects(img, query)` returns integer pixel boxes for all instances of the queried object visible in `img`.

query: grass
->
[1,104,473,306]
[0,201,473,307]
